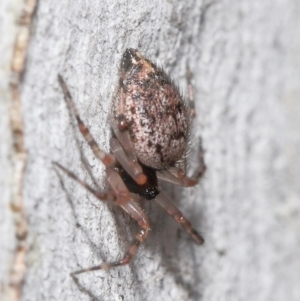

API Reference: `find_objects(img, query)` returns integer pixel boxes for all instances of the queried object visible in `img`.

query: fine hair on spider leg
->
[55,48,205,275]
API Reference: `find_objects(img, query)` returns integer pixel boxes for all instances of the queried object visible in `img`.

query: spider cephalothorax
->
[55,48,205,275]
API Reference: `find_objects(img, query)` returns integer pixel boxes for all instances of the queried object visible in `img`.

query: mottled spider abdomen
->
[112,48,189,170]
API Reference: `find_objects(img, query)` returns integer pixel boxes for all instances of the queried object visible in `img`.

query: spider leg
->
[110,137,146,185]
[53,162,116,202]
[185,65,206,180]
[72,198,150,275]
[157,169,199,187]
[54,161,130,204]
[186,64,196,119]
[54,161,149,274]
[111,85,148,185]
[58,75,115,167]
[155,192,204,244]
[157,152,206,187]
[196,140,207,179]
[58,75,146,186]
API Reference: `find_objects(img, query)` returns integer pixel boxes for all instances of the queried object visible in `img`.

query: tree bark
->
[1,0,300,300]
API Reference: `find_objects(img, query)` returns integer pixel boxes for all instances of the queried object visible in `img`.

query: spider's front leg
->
[53,162,117,202]
[58,75,115,167]
[58,75,145,203]
[58,75,147,186]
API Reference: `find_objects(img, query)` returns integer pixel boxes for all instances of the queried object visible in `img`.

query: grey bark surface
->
[1,0,300,301]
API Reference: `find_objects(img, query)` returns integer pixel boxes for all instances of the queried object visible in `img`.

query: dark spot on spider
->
[149,69,165,83]
[132,93,140,101]
[119,162,159,200]
[118,114,126,123]
[169,160,176,167]
[121,48,140,72]
[147,141,153,147]
[130,107,136,114]
[148,116,155,124]
[158,76,168,86]
[148,128,154,135]
[166,105,173,114]
[172,131,185,140]
[132,239,141,247]
[176,103,183,114]
[140,107,148,117]
[155,144,162,153]
[144,186,158,200]
[128,128,137,142]
[134,63,143,73]
[141,79,152,89]
[155,144,164,162]
[147,71,156,79]
[140,119,146,127]
[146,92,154,101]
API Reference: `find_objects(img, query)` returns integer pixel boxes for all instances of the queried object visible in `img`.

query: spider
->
[55,48,205,275]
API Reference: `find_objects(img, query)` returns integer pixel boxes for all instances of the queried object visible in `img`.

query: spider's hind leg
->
[54,162,151,275]
[155,192,204,245]
[71,198,150,275]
